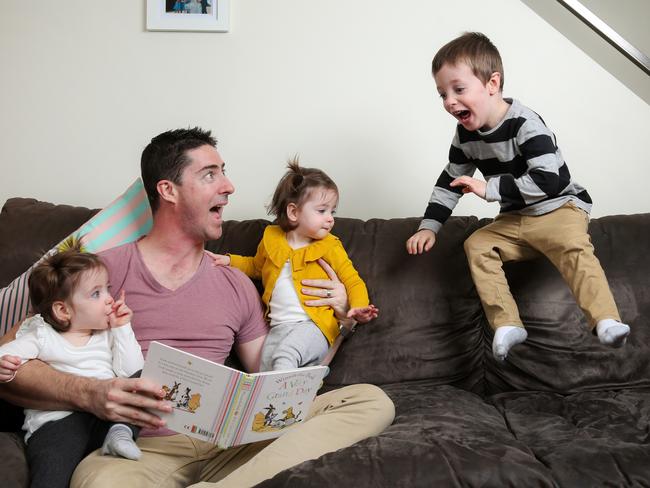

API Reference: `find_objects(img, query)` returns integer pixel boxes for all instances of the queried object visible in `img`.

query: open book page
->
[141,341,239,443]
[232,366,329,446]
[141,341,329,449]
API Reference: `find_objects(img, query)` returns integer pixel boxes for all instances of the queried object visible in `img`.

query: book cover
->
[141,341,329,449]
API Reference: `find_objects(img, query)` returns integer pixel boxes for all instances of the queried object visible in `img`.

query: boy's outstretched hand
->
[205,250,231,266]
[0,354,21,382]
[347,304,379,324]
[406,229,436,254]
[450,176,486,199]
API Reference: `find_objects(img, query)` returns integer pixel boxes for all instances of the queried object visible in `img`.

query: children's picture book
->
[141,341,329,449]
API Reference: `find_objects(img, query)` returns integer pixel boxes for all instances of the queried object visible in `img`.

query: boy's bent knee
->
[463,231,487,256]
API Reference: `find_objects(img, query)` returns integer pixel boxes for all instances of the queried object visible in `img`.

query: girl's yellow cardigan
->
[229,225,369,345]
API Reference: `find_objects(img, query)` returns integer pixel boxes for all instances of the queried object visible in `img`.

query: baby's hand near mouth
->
[109,290,133,327]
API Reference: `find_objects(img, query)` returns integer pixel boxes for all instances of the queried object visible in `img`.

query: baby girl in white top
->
[0,242,144,488]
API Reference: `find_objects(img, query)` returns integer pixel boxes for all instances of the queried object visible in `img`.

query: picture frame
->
[146,0,229,32]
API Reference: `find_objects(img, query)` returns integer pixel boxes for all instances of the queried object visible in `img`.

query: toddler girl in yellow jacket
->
[209,159,377,371]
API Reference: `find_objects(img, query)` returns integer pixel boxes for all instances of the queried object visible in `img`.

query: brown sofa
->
[1,196,649,487]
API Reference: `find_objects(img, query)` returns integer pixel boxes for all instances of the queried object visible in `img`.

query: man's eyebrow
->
[196,163,223,174]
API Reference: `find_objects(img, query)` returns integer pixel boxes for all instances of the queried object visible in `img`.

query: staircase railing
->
[557,0,649,76]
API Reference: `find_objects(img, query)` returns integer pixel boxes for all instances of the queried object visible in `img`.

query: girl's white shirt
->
[268,260,310,326]
[0,314,143,441]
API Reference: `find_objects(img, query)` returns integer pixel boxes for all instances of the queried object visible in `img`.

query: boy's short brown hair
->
[432,32,504,90]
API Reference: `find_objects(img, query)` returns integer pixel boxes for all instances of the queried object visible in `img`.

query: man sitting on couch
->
[0,127,395,487]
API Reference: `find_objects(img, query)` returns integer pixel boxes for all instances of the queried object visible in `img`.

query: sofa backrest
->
[2,197,649,398]
[0,198,98,288]
[210,213,650,396]
[208,216,488,393]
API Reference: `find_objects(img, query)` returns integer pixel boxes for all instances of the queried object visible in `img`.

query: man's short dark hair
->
[141,127,217,212]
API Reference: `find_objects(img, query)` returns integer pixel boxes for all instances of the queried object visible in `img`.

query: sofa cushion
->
[484,213,650,395]
[0,199,98,337]
[256,382,556,487]
[0,199,97,289]
[0,432,28,488]
[0,178,152,335]
[490,389,650,486]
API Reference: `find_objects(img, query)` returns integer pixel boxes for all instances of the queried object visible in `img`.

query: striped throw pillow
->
[0,179,152,336]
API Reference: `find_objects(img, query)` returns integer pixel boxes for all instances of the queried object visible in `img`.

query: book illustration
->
[162,381,180,401]
[162,381,202,413]
[251,402,303,433]
[141,341,329,449]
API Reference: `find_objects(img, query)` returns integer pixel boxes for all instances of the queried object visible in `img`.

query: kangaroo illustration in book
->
[263,404,277,426]
[162,381,180,401]
[177,387,192,409]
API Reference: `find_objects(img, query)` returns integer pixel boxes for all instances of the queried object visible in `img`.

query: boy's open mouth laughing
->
[454,109,471,122]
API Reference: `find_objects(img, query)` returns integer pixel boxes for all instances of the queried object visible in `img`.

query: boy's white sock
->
[492,325,528,361]
[101,424,141,460]
[596,319,630,348]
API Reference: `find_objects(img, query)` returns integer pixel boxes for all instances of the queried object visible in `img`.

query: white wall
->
[1,0,648,221]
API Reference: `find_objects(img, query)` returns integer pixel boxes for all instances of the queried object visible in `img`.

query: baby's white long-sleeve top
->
[0,314,144,441]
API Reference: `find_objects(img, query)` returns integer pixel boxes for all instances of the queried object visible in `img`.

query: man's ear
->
[51,301,72,324]
[286,203,299,223]
[487,71,502,95]
[157,180,177,206]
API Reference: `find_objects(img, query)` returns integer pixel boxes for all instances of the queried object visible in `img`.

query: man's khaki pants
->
[463,202,620,330]
[71,383,394,488]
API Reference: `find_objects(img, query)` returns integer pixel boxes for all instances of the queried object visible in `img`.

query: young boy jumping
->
[406,32,630,361]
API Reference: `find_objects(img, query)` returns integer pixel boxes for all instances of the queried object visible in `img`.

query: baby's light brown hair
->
[267,157,339,232]
[28,239,106,332]
[432,32,505,91]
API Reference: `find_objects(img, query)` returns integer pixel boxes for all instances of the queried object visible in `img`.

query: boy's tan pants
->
[463,202,620,330]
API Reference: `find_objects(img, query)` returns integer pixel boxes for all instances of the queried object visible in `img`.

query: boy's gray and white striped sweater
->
[419,98,592,234]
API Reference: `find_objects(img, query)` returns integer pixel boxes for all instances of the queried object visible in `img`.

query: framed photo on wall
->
[146,0,229,32]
